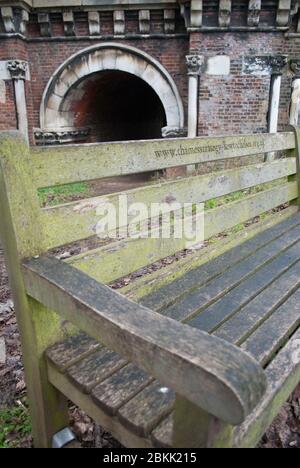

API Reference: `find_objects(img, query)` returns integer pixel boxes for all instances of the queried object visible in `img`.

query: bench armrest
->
[22,256,267,426]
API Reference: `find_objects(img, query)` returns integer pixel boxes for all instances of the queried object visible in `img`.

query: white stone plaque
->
[206,56,230,76]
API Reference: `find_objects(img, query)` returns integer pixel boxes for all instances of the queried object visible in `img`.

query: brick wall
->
[190,32,300,136]
[1,12,300,143]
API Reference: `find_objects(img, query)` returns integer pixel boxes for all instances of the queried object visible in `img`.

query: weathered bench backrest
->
[1,130,299,284]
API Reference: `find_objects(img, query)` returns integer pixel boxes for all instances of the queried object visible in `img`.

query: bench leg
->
[21,298,70,448]
[173,396,234,448]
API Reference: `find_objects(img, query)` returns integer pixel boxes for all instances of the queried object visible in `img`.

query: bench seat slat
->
[46,331,101,372]
[32,132,295,189]
[123,207,299,303]
[66,182,298,284]
[164,224,300,322]
[42,159,296,249]
[140,211,300,312]
[187,241,300,332]
[214,261,300,344]
[91,363,153,416]
[117,381,175,438]
[241,289,300,367]
[234,327,300,448]
[67,348,127,394]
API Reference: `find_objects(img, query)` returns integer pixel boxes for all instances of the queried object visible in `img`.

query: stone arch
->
[39,43,185,138]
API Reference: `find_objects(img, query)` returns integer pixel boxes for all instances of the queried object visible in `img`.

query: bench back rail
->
[31,132,295,188]
[1,130,299,283]
[29,130,300,284]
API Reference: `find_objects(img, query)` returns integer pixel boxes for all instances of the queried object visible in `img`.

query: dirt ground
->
[0,246,299,448]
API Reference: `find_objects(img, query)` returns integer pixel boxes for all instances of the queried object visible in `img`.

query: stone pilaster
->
[268,56,288,133]
[186,54,203,138]
[289,60,300,125]
[266,55,288,161]
[7,60,29,143]
[186,54,203,172]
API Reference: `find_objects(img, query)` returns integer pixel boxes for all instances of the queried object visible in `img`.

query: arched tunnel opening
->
[63,69,168,191]
[72,70,167,143]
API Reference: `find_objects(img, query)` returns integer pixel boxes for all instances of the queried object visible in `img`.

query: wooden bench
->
[0,129,300,448]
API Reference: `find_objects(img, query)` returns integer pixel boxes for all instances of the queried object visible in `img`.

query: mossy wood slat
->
[117,381,175,438]
[163,223,300,322]
[140,211,300,312]
[47,362,153,449]
[123,207,299,302]
[22,256,267,426]
[235,327,300,448]
[214,260,300,344]
[91,363,153,417]
[31,132,295,188]
[116,233,300,447]
[204,182,297,239]
[45,298,300,447]
[153,326,300,447]
[46,324,300,448]
[67,348,127,394]
[66,182,298,284]
[42,159,296,249]
[44,285,300,446]
[188,241,300,333]
[47,333,159,426]
[46,332,101,372]
[241,289,300,367]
